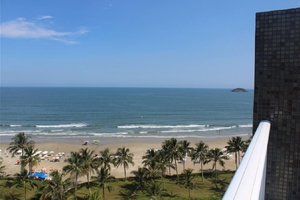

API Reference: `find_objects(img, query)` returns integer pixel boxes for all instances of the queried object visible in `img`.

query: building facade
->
[253,7,300,199]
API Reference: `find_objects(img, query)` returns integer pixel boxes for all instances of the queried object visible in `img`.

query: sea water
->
[0,87,253,139]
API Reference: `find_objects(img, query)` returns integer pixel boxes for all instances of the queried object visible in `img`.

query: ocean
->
[0,87,253,140]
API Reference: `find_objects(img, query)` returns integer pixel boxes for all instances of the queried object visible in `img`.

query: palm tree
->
[142,149,163,180]
[1,191,22,200]
[144,159,163,181]
[63,151,84,199]
[93,167,115,200]
[155,150,173,189]
[20,145,40,173]
[145,181,166,200]
[143,149,171,189]
[225,136,244,169]
[80,148,97,189]
[207,148,227,189]
[7,132,35,157]
[181,168,196,200]
[13,169,37,200]
[131,167,149,192]
[242,135,253,153]
[84,191,102,200]
[190,141,209,182]
[156,149,174,178]
[113,147,134,181]
[98,148,114,171]
[0,159,6,176]
[41,170,71,200]
[162,138,183,182]
[142,148,157,166]
[179,140,191,170]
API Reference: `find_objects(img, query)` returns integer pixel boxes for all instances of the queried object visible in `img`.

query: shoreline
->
[0,135,248,180]
[0,132,251,144]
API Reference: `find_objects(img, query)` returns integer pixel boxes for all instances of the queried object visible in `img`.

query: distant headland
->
[231,88,248,92]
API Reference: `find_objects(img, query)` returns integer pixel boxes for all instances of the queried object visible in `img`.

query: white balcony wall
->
[222,120,271,200]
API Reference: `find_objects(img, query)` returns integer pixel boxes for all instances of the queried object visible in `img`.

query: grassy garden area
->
[0,171,234,200]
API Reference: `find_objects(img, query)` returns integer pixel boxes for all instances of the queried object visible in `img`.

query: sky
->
[1,1,299,89]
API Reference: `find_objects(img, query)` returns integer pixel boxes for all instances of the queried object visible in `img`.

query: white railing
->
[222,120,271,200]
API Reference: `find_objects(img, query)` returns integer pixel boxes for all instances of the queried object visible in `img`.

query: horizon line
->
[0,86,254,90]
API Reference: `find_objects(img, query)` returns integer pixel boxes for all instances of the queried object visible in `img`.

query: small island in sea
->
[231,88,248,92]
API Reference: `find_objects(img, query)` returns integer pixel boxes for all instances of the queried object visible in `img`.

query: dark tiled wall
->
[253,8,300,200]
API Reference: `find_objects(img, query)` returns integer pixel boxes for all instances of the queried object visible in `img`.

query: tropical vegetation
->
[7,132,35,157]
[225,136,244,169]
[1,132,253,199]
[113,147,134,181]
[190,140,209,182]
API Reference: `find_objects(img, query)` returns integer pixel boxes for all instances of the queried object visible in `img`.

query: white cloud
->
[0,18,88,44]
[37,15,53,20]
[104,4,113,9]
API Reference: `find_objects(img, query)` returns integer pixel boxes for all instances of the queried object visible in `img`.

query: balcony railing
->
[222,120,271,200]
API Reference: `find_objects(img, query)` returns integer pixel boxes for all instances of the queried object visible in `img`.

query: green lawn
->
[0,171,234,200]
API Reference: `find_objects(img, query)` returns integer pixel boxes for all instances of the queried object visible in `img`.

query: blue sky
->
[1,1,299,88]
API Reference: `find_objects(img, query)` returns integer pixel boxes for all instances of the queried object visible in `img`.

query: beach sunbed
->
[92,140,100,145]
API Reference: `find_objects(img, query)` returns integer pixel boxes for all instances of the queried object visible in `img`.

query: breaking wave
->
[36,123,88,128]
[117,124,207,129]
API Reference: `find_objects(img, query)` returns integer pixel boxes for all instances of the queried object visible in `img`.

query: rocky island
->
[231,88,248,92]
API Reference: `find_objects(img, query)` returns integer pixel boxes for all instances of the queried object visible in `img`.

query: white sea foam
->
[161,129,199,133]
[50,129,64,132]
[36,123,88,128]
[198,126,233,131]
[93,133,111,136]
[116,132,128,135]
[10,125,22,127]
[159,126,235,133]
[239,124,253,128]
[117,124,207,129]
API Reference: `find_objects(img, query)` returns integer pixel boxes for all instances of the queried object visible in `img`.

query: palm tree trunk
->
[102,184,105,200]
[188,187,191,199]
[87,173,91,193]
[74,173,78,200]
[214,163,218,189]
[174,159,179,182]
[124,166,127,181]
[201,161,204,182]
[161,175,166,189]
[24,181,27,200]
[235,152,237,170]
[29,163,32,173]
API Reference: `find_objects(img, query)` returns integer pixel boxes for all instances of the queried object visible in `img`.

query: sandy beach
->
[0,136,242,183]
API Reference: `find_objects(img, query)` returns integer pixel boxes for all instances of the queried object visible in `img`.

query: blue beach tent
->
[29,172,48,179]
